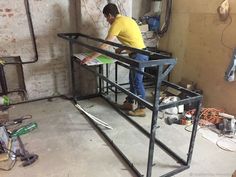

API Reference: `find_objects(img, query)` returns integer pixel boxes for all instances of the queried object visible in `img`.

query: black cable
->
[158,0,172,37]
[0,159,16,171]
[4,0,39,65]
[185,123,236,152]
[0,147,17,171]
[220,15,233,50]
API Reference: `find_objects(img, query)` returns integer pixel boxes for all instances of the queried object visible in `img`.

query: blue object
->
[148,16,160,31]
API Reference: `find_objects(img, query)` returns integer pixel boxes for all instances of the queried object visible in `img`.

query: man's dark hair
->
[103,3,119,17]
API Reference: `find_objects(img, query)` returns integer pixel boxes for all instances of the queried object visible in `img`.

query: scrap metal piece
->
[75,104,113,130]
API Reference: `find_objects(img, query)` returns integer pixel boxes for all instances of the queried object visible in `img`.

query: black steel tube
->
[75,94,101,101]
[102,95,187,165]
[22,0,38,64]
[76,102,143,177]
[106,64,109,94]
[160,165,189,177]
[58,33,177,68]
[186,100,202,165]
[146,65,163,177]
[59,34,140,67]
[0,65,8,95]
[159,96,202,111]
[60,32,203,177]
[58,33,171,59]
[115,62,118,102]
[10,95,69,105]
[162,80,200,96]
[116,61,155,79]
[81,64,153,110]
[4,0,38,65]
[99,65,102,94]
[70,42,76,98]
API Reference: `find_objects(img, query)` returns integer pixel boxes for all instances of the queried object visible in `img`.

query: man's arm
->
[81,35,116,64]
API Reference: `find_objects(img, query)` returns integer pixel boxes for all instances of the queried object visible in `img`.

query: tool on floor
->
[217,112,236,135]
[16,136,38,167]
[165,112,192,126]
[11,122,37,137]
[75,104,113,130]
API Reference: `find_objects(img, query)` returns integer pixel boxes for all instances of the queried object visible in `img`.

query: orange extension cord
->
[199,108,224,125]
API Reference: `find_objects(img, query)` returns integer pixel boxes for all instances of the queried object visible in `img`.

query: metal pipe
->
[4,0,38,65]
[146,65,163,177]
[10,95,71,105]
[102,95,187,165]
[81,64,154,110]
[0,65,8,95]
[58,33,171,58]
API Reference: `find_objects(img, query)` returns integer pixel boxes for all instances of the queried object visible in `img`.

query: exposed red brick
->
[8,13,14,17]
[5,8,11,12]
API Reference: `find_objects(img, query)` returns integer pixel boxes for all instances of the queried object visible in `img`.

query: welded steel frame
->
[58,32,202,177]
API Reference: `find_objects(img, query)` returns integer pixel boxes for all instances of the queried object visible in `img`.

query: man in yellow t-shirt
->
[82,3,148,117]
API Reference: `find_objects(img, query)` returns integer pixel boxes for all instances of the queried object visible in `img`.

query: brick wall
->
[0,0,132,101]
[0,0,75,100]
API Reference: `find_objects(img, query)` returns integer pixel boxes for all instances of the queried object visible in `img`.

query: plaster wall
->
[159,0,236,114]
[132,0,151,19]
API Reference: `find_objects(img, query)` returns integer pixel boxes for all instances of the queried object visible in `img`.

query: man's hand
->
[115,48,124,54]
[81,56,93,65]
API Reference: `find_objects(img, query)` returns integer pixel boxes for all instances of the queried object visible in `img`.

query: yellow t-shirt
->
[108,14,145,49]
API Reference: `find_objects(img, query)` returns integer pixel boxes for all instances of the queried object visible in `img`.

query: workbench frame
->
[58,33,202,177]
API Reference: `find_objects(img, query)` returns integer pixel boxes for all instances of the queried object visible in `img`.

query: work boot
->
[128,108,146,117]
[118,101,133,111]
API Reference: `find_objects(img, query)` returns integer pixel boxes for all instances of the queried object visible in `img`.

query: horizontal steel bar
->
[159,96,202,111]
[58,33,171,59]
[102,95,187,165]
[81,64,154,110]
[60,35,141,67]
[160,165,189,177]
[116,61,156,79]
[139,59,176,68]
[75,93,101,101]
[162,80,201,97]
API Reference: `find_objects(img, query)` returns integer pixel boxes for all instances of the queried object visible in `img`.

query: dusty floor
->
[0,97,236,177]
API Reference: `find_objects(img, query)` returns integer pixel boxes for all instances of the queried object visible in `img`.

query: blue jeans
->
[127,53,149,108]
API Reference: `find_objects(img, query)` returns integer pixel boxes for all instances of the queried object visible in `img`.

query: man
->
[82,3,148,117]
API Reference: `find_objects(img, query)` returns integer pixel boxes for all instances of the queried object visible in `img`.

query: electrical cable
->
[4,0,39,65]
[0,147,17,171]
[184,121,236,152]
[158,0,172,37]
[216,136,236,152]
[0,160,16,171]
[220,15,233,50]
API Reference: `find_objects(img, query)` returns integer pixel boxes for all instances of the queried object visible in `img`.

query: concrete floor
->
[1,97,236,177]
